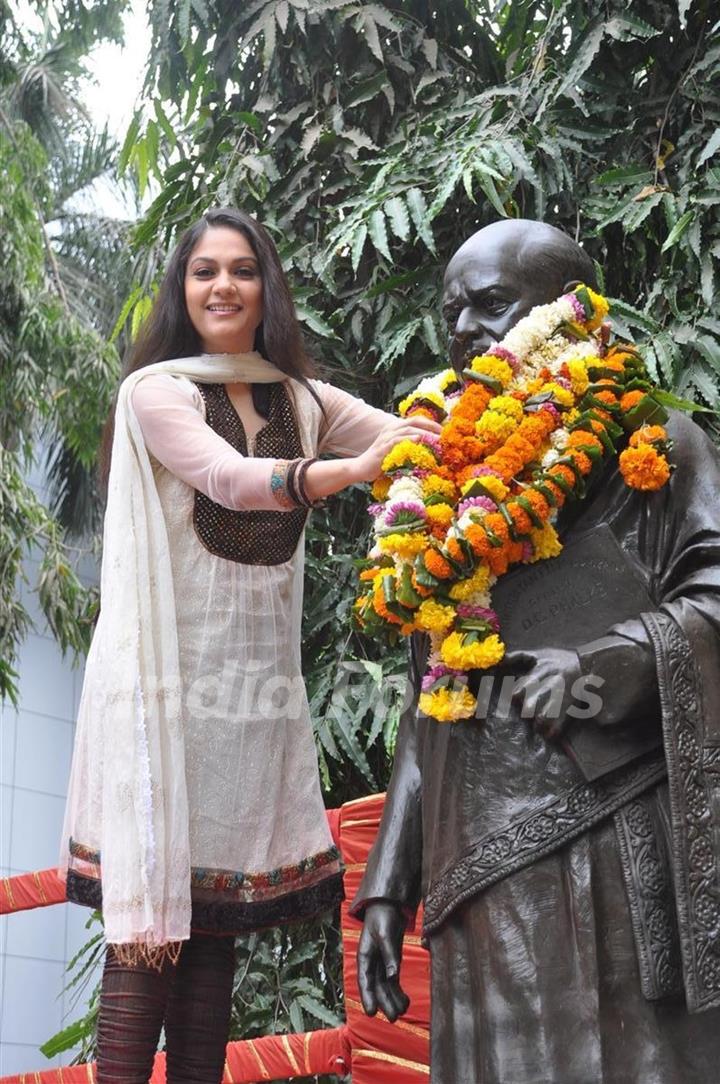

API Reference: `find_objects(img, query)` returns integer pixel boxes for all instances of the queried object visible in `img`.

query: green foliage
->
[0,9,126,700]
[39,911,105,1063]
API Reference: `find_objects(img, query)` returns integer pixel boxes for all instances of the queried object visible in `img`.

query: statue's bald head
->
[443,219,598,372]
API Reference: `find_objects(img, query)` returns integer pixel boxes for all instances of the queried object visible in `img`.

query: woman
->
[59,207,438,1083]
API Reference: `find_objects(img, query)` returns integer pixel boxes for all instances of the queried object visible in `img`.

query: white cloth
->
[60,352,391,957]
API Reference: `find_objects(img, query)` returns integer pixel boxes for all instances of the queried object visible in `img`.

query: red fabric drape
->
[1,798,431,1083]
[0,1027,350,1083]
[1,869,66,914]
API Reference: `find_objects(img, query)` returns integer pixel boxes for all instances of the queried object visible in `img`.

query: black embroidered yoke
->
[193,381,308,565]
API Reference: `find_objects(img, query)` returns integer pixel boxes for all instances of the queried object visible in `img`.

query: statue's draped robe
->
[352,412,720,1084]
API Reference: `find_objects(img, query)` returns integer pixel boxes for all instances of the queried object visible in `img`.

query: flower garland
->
[354,285,675,723]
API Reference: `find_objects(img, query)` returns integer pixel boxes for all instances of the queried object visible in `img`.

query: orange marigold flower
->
[629,424,667,448]
[594,389,618,406]
[608,350,634,366]
[602,358,625,372]
[619,444,671,491]
[424,549,453,579]
[524,489,551,522]
[569,449,593,476]
[446,537,465,563]
[411,572,434,598]
[508,502,533,535]
[566,430,603,454]
[548,463,577,490]
[507,540,525,566]
[487,546,511,576]
[620,390,645,412]
[485,512,510,543]
[372,586,404,625]
[542,480,567,508]
[464,523,491,558]
[359,567,383,581]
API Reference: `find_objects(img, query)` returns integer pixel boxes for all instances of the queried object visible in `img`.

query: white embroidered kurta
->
[63,369,391,934]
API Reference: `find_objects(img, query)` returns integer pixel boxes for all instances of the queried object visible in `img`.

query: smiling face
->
[442,222,571,374]
[184,226,264,354]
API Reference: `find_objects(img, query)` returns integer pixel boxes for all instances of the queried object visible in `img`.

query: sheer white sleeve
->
[131,374,298,511]
[313,380,398,457]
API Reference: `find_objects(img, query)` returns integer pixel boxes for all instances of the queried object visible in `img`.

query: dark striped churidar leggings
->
[96,933,236,1084]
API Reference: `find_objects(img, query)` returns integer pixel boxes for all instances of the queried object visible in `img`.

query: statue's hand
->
[502,647,582,742]
[357,901,410,1022]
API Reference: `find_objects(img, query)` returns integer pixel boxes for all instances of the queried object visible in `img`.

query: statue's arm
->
[351,634,425,915]
[350,634,426,1020]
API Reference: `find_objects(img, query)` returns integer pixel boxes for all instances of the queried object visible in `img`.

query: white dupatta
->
[61,351,290,964]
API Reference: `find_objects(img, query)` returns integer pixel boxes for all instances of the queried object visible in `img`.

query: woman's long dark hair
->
[100,208,317,484]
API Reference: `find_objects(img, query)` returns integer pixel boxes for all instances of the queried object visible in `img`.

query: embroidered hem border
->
[66,865,344,935]
[68,839,340,901]
[613,790,683,1001]
[643,610,720,1013]
[422,751,667,935]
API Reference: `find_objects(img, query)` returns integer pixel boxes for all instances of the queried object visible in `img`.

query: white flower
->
[387,476,423,502]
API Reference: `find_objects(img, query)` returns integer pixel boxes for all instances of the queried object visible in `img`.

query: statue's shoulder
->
[665,408,719,468]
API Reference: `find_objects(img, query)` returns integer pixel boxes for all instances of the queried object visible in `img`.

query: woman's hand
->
[303,415,441,501]
[351,416,441,484]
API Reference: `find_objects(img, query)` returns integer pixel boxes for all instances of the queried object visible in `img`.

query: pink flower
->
[415,432,442,455]
[384,500,427,527]
[564,292,587,324]
[421,665,463,692]
[456,605,500,630]
[457,495,496,517]
[540,402,560,419]
[490,345,520,372]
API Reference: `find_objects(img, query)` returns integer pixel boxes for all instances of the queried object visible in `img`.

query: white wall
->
[0,459,100,1076]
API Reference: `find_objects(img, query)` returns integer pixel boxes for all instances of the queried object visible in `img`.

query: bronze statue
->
[352,219,720,1083]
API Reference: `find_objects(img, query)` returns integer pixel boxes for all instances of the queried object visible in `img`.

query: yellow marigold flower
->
[566,359,589,396]
[422,475,456,501]
[585,288,610,331]
[565,408,580,426]
[488,395,524,421]
[371,476,392,501]
[416,599,456,633]
[398,388,445,417]
[541,381,575,408]
[461,474,509,503]
[476,411,517,442]
[469,354,513,387]
[378,533,430,560]
[441,631,505,670]
[437,368,461,392]
[526,377,544,395]
[419,686,476,722]
[527,523,563,562]
[449,563,491,600]
[381,439,438,473]
[426,503,454,530]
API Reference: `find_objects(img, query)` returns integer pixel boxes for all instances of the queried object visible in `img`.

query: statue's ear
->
[562,279,583,292]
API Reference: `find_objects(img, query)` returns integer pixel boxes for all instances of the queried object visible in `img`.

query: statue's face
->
[442,231,565,374]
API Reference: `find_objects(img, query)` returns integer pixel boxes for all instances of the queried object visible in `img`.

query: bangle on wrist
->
[296,457,322,508]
